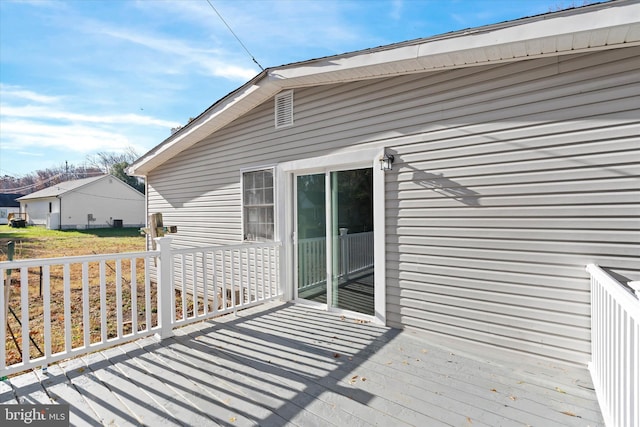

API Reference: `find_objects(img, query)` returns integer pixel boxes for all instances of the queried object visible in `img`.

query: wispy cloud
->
[4,0,64,9]
[86,22,258,81]
[0,119,131,152]
[390,0,404,21]
[0,84,60,104]
[133,0,367,65]
[0,85,176,159]
[1,105,179,128]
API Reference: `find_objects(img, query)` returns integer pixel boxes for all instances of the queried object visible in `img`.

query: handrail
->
[171,241,281,255]
[586,264,640,323]
[586,263,639,427]
[0,250,157,269]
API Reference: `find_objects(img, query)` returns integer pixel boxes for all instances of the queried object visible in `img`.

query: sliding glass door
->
[295,168,374,315]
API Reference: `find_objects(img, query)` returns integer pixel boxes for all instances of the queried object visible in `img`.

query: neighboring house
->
[17,175,145,230]
[128,2,640,368]
[0,193,24,225]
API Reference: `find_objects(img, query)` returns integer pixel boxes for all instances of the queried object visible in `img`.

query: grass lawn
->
[0,225,145,261]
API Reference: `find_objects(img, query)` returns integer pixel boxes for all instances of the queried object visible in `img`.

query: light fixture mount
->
[380,153,394,171]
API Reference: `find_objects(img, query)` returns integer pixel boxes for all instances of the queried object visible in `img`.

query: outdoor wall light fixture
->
[379,153,394,171]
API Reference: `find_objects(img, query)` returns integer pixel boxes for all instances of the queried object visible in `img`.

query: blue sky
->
[0,0,587,177]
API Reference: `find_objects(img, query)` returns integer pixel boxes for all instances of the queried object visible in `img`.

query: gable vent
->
[275,90,293,128]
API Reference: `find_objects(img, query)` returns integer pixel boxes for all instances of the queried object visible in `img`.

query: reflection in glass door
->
[330,169,374,315]
[295,168,374,316]
[296,174,327,302]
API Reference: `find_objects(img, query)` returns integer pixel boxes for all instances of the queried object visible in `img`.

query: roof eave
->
[128,75,282,176]
[127,1,640,177]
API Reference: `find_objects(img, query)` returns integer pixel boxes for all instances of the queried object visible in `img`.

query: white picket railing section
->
[1,250,157,377]
[338,231,374,280]
[587,264,640,427]
[297,231,374,293]
[297,236,327,291]
[170,241,281,327]
[1,237,281,376]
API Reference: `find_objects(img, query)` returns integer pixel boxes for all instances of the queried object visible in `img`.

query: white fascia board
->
[414,7,640,60]
[275,3,640,83]
[269,44,421,82]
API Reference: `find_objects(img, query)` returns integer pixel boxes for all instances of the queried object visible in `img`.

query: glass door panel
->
[330,169,374,315]
[296,174,327,302]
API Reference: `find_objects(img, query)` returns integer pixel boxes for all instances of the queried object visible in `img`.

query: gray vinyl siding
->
[147,46,640,365]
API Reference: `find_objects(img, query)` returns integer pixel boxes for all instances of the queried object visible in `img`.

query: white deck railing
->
[587,264,640,427]
[297,236,327,291]
[338,231,374,280]
[169,240,281,328]
[1,251,157,377]
[1,237,281,376]
[297,231,374,292]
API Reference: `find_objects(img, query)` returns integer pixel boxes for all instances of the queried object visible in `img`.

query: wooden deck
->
[1,302,604,426]
[305,271,375,315]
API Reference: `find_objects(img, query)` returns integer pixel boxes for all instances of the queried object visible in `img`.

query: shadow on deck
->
[1,302,603,426]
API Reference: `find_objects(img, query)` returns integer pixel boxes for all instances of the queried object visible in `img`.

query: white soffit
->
[129,1,640,176]
[273,3,640,84]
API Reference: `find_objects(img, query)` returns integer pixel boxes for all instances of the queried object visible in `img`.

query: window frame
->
[241,166,277,242]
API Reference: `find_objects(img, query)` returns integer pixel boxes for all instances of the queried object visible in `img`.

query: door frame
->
[278,147,387,324]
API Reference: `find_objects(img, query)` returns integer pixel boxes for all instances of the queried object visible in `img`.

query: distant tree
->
[111,162,145,193]
[0,147,144,194]
[0,162,102,194]
[84,147,145,193]
[0,147,145,194]
[85,146,140,174]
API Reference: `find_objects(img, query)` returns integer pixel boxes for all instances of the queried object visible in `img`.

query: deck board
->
[119,340,233,426]
[38,364,101,427]
[1,302,604,426]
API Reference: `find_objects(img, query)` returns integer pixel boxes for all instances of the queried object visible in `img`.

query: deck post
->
[155,236,174,340]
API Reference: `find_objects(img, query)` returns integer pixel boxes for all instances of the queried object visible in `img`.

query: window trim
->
[240,165,277,242]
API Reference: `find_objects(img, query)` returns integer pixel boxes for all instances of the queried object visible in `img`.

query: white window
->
[243,168,274,241]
